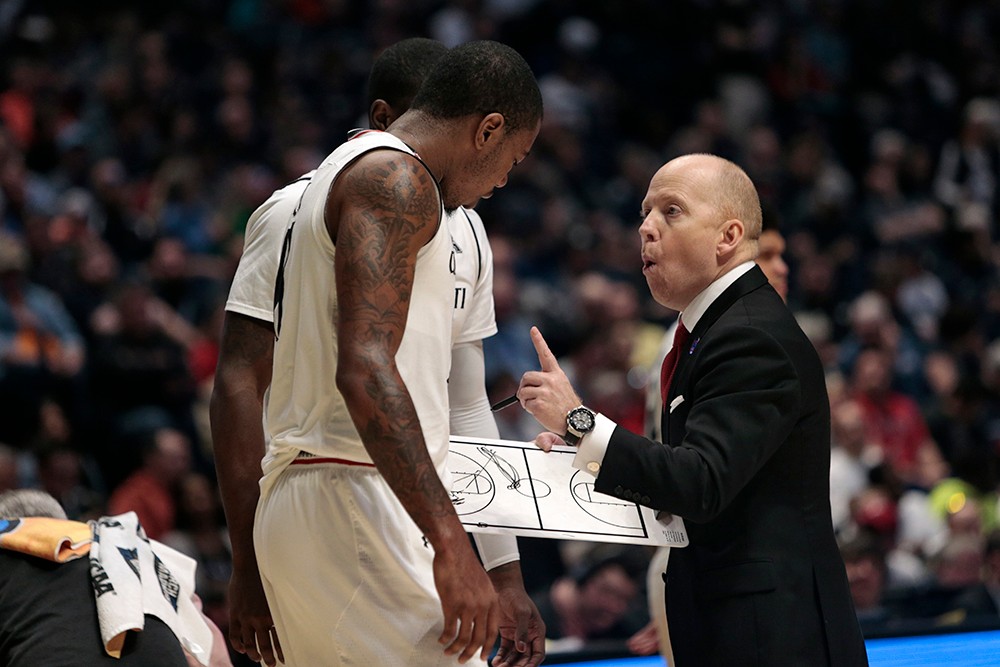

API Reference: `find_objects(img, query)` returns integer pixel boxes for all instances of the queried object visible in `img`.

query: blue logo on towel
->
[0,518,20,536]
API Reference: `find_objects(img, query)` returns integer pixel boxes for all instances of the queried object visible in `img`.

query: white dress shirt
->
[573,261,756,475]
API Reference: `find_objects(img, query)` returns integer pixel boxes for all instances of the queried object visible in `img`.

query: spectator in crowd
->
[930,534,987,592]
[840,531,894,635]
[755,213,789,302]
[933,97,1000,238]
[838,290,928,400]
[845,484,931,590]
[146,235,225,329]
[60,237,121,344]
[87,282,198,483]
[924,353,1000,494]
[532,549,648,644]
[909,534,995,624]
[951,529,1000,619]
[0,443,20,492]
[0,231,85,447]
[107,426,192,540]
[830,398,882,535]
[894,444,951,570]
[35,443,105,521]
[850,346,944,487]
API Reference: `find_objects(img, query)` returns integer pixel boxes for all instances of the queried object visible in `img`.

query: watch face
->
[569,407,595,432]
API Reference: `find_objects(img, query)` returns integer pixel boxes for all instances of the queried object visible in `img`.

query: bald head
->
[639,154,763,311]
[667,153,762,245]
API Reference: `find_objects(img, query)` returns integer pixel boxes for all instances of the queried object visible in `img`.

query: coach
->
[517,153,869,666]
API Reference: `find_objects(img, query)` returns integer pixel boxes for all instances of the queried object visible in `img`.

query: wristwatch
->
[564,405,596,446]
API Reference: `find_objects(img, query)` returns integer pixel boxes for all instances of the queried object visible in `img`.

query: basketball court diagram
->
[448,436,688,547]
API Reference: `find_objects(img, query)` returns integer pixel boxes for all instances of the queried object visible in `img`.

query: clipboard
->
[448,435,688,547]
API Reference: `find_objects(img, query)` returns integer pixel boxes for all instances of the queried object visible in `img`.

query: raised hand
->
[517,327,582,436]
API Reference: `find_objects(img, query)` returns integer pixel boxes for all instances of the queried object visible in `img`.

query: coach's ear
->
[475,112,506,149]
[717,217,745,258]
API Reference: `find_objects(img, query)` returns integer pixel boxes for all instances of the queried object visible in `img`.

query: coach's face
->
[639,155,727,311]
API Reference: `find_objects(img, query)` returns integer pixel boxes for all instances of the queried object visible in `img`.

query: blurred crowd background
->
[4,0,1000,661]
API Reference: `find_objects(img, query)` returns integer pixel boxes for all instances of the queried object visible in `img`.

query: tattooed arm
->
[329,150,499,663]
[209,312,283,666]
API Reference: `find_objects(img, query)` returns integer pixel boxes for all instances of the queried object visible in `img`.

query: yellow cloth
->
[0,516,92,562]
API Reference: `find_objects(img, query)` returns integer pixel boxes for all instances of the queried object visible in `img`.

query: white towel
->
[90,512,214,665]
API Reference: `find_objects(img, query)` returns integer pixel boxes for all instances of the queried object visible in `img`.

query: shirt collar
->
[680,261,755,331]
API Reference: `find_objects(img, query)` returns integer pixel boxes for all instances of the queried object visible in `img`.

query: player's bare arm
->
[210,312,283,666]
[329,151,454,529]
[329,151,499,662]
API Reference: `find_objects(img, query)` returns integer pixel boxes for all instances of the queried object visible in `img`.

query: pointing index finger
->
[530,326,559,372]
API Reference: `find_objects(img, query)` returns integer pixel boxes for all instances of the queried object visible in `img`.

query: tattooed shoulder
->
[340,151,440,234]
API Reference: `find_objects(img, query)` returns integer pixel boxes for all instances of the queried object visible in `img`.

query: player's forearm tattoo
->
[337,156,456,526]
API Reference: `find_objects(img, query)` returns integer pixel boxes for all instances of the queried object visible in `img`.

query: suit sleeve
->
[595,322,801,523]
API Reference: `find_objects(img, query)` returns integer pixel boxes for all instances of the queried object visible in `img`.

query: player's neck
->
[388,111,454,182]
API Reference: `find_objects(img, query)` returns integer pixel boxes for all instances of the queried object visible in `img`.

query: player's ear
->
[369,100,394,131]
[475,112,505,149]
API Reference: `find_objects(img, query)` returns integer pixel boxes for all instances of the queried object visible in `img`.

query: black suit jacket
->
[597,266,868,666]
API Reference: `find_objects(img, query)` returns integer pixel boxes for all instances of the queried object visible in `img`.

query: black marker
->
[490,394,519,412]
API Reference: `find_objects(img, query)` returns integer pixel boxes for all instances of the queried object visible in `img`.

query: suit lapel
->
[661,266,771,431]
[689,265,769,342]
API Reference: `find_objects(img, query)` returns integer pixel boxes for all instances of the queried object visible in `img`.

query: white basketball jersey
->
[264,131,455,483]
[226,172,313,322]
[448,207,497,345]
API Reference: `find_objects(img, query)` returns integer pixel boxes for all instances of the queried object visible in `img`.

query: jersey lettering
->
[454,287,467,309]
[450,238,462,275]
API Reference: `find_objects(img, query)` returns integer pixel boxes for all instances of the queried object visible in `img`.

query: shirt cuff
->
[571,413,615,477]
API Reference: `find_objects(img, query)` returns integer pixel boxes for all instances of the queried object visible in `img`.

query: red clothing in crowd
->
[107,470,176,540]
[855,391,931,483]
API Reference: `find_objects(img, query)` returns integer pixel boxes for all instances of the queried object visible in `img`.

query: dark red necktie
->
[660,322,690,406]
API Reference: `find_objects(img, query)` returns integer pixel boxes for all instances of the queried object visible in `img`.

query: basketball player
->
[210,40,543,666]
